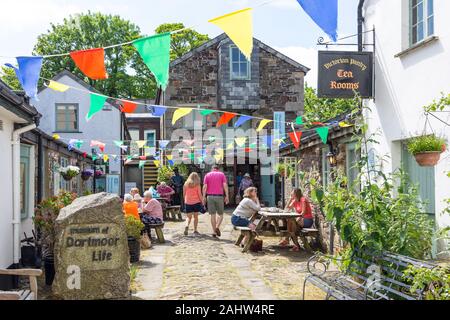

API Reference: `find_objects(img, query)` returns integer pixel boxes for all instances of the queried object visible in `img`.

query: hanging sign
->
[317,51,373,98]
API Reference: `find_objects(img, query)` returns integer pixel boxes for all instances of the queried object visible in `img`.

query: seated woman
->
[122,193,140,220]
[279,188,314,252]
[231,187,261,231]
[157,181,175,204]
[133,193,143,212]
[142,190,164,225]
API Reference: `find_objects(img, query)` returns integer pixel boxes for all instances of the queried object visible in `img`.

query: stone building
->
[163,33,309,205]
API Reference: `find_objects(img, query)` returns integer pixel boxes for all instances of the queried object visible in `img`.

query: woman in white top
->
[231,187,261,231]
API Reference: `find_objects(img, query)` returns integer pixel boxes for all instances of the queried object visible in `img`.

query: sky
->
[0,0,359,86]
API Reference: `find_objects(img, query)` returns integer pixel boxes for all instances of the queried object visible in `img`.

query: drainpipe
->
[11,123,36,265]
[358,0,366,52]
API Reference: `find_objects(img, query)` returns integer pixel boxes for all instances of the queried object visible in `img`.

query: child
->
[183,172,203,236]
[122,193,140,220]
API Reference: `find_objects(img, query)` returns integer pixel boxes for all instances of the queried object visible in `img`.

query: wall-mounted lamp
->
[326,142,339,167]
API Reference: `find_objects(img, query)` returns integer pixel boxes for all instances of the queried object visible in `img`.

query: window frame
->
[55,103,79,133]
[20,145,31,220]
[229,46,251,81]
[410,0,434,46]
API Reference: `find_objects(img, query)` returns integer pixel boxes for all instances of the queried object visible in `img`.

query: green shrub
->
[157,165,174,184]
[403,265,450,300]
[407,134,446,155]
[125,216,144,239]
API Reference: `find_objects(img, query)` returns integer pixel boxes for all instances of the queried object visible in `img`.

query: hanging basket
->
[61,174,73,181]
[414,151,441,167]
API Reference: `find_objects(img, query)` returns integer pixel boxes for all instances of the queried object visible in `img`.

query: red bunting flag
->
[70,48,108,80]
[82,152,87,158]
[289,131,303,149]
[216,112,236,127]
[120,101,138,113]
[139,156,147,160]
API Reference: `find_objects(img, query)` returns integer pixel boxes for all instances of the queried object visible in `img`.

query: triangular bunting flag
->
[70,48,108,80]
[153,160,161,167]
[90,140,105,152]
[149,105,167,117]
[166,155,173,161]
[172,108,192,125]
[52,134,60,140]
[139,161,147,169]
[103,154,109,162]
[133,33,171,90]
[316,127,329,144]
[216,112,236,127]
[136,140,147,149]
[339,121,353,128]
[47,80,69,92]
[209,8,253,60]
[168,160,174,166]
[235,137,247,147]
[86,93,107,121]
[289,131,303,149]
[120,101,138,113]
[5,56,43,99]
[114,140,124,148]
[120,145,128,152]
[234,115,252,128]
[200,109,216,116]
[295,116,303,125]
[296,0,338,42]
[256,119,272,132]
[159,140,170,149]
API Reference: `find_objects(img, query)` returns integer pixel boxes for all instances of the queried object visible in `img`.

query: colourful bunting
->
[256,119,272,132]
[296,0,338,42]
[114,140,124,148]
[159,140,170,149]
[47,80,69,92]
[153,160,161,167]
[68,139,83,151]
[200,109,216,116]
[295,116,303,125]
[149,105,167,117]
[120,101,138,113]
[103,154,109,162]
[52,134,60,140]
[133,33,171,90]
[82,152,87,158]
[289,131,303,149]
[339,122,353,128]
[168,160,174,166]
[90,140,106,152]
[70,48,108,80]
[136,140,147,149]
[172,108,193,125]
[209,8,253,60]
[139,161,147,169]
[5,56,43,99]
[216,112,236,127]
[316,127,330,144]
[86,93,107,121]
[234,115,252,128]
[166,155,173,160]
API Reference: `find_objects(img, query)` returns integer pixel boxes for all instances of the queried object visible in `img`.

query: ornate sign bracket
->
[317,29,375,49]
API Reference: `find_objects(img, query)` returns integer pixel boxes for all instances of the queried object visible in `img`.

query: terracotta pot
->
[414,152,441,167]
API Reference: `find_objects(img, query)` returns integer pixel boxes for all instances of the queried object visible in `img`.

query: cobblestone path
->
[133,212,326,300]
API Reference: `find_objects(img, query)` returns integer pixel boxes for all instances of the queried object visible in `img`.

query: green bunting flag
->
[86,93,107,121]
[133,33,171,90]
[295,116,303,125]
[316,127,329,144]
[139,160,147,169]
[200,109,216,116]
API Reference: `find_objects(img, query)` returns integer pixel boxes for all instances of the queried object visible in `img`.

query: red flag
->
[139,156,147,160]
[120,101,138,113]
[216,112,236,127]
[82,152,87,158]
[70,48,108,80]
[289,131,303,149]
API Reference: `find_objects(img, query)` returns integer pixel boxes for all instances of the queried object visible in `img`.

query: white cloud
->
[274,46,318,87]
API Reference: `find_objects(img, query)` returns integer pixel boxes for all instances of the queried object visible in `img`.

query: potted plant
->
[125,216,144,263]
[407,134,447,166]
[81,169,94,181]
[94,169,104,178]
[59,165,80,181]
[33,191,77,285]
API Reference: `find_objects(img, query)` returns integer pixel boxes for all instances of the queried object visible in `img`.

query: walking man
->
[203,165,229,237]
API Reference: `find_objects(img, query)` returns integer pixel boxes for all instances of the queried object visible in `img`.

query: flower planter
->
[414,151,441,167]
[128,237,141,263]
[81,175,91,181]
[44,256,55,286]
[62,174,73,181]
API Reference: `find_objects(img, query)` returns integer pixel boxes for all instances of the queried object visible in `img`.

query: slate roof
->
[0,79,40,123]
[171,33,310,73]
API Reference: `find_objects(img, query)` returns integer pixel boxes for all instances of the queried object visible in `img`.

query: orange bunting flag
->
[289,131,303,149]
[216,112,236,127]
[70,48,108,80]
[120,101,138,113]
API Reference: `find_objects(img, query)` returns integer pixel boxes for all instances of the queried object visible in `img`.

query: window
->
[55,104,79,132]
[321,147,331,187]
[129,128,140,156]
[230,46,250,80]
[346,143,361,193]
[20,145,31,220]
[410,0,434,45]
[144,130,156,157]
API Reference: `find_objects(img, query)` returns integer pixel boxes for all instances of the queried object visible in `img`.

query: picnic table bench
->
[143,222,165,244]
[0,268,42,300]
[164,205,183,221]
[303,248,438,300]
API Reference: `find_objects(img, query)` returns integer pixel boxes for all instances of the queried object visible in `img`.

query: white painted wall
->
[33,74,122,176]
[363,0,450,254]
[0,112,14,268]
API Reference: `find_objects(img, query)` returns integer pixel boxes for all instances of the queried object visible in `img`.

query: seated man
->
[142,190,164,225]
[157,181,175,204]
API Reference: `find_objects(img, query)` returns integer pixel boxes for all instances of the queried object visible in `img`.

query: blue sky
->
[0,0,359,85]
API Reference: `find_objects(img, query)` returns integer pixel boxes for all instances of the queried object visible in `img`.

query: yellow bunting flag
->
[256,119,272,132]
[339,121,353,128]
[153,160,161,167]
[52,134,60,140]
[166,155,173,161]
[235,137,247,147]
[208,8,253,60]
[172,108,193,125]
[47,80,69,92]
[103,154,109,162]
[136,140,147,148]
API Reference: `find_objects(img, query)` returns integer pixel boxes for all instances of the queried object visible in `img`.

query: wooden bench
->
[303,249,437,300]
[234,226,257,253]
[145,223,165,244]
[0,268,42,300]
[165,206,182,221]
